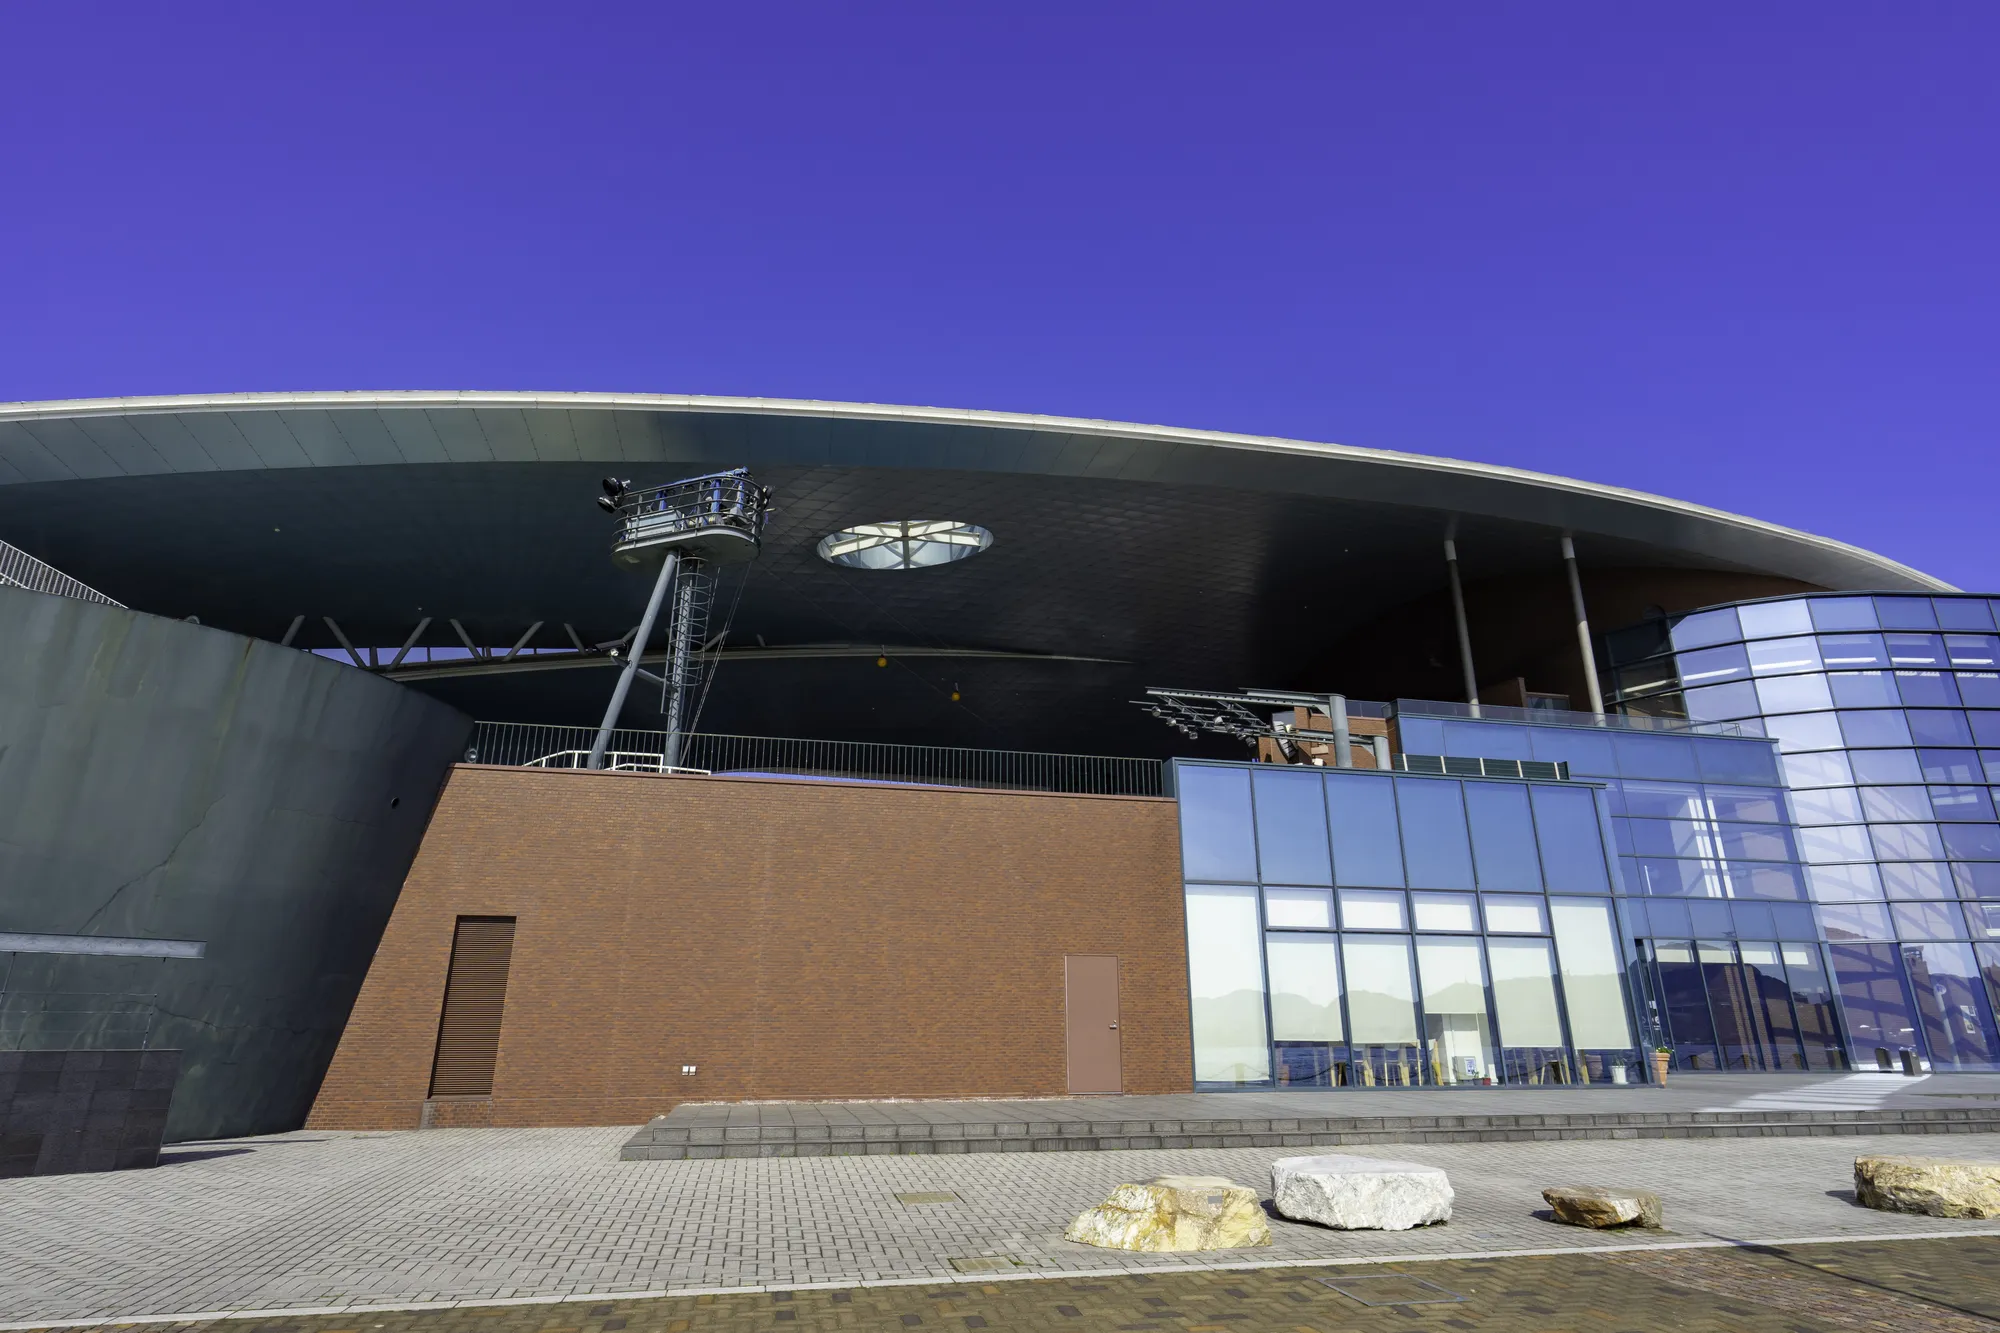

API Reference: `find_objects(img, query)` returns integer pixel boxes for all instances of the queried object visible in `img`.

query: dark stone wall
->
[0,1049,179,1177]
[0,588,471,1140]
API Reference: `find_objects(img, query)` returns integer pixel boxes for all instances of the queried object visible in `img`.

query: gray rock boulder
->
[1270,1154,1453,1230]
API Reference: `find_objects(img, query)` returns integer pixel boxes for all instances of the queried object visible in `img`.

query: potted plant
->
[1649,1045,1672,1084]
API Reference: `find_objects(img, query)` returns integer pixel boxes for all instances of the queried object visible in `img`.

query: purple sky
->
[2,4,1993,587]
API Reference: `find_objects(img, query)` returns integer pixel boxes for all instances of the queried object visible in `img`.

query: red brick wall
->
[308,765,1192,1128]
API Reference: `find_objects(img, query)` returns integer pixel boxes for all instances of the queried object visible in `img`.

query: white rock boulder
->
[1063,1175,1272,1251]
[1270,1154,1453,1230]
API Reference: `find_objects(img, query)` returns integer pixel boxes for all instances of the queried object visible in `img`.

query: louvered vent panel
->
[428,916,517,1097]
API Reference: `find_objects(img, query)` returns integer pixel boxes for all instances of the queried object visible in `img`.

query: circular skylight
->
[816,520,994,570]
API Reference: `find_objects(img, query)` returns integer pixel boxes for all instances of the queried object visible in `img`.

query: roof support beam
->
[389,617,433,668]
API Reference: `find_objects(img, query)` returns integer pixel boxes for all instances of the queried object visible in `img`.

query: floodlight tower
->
[588,468,771,771]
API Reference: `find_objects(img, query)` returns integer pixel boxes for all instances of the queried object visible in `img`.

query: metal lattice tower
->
[587,469,770,772]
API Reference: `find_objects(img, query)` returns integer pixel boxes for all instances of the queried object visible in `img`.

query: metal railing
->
[1395,698,1746,737]
[0,538,122,607]
[465,721,1166,797]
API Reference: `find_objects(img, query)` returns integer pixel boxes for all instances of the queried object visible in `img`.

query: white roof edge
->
[0,390,1953,591]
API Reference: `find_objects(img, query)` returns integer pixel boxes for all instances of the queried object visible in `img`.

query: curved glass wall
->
[1599,592,2000,1072]
[1176,759,1640,1088]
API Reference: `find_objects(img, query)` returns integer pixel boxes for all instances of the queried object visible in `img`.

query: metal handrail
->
[0,538,122,608]
[1394,698,1747,737]
[467,721,1166,797]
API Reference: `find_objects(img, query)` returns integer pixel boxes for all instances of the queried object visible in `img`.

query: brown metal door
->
[1065,955,1122,1093]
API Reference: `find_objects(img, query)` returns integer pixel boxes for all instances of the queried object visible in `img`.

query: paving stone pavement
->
[15,1239,2000,1333]
[5,1129,2000,1324]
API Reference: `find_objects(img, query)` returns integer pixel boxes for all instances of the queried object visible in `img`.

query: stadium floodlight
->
[586,468,771,772]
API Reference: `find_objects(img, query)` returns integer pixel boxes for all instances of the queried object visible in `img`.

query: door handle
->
[1109,1023,1118,1030]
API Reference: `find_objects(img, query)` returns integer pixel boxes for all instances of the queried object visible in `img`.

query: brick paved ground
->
[18,1239,2000,1332]
[5,1129,2000,1324]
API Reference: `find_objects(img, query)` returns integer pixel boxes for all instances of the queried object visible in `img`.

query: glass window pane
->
[1962,674,2000,708]
[1969,713,2000,746]
[1784,751,1853,788]
[1677,643,1750,685]
[1985,750,2000,783]
[1618,780,1703,818]
[1818,902,1894,940]
[1840,709,1913,748]
[1945,634,2000,667]
[1819,633,1890,669]
[1417,937,1497,1084]
[1184,884,1269,1082]
[1483,894,1549,933]
[1685,681,1761,721]
[1488,937,1566,1046]
[1828,941,1922,1063]
[1907,709,1975,746]
[1739,600,1814,639]
[1550,897,1636,1049]
[1905,940,2000,1069]
[1962,863,2000,899]
[1411,891,1478,931]
[1613,732,1701,781]
[1251,768,1332,884]
[1670,608,1742,651]
[1860,786,1933,822]
[1528,727,1617,777]
[1531,787,1611,892]
[1772,903,1820,939]
[1886,633,1946,667]
[1178,765,1257,881]
[1695,738,1783,786]
[1719,822,1795,862]
[1756,674,1834,714]
[1930,785,1996,822]
[1631,857,1721,897]
[1443,719,1533,759]
[1747,634,1822,675]
[1968,904,2000,938]
[1809,597,1879,631]
[1341,935,1418,1044]
[1941,823,2000,861]
[1937,601,1998,632]
[1729,863,1809,901]
[1892,901,1968,941]
[1264,886,1333,929]
[1808,862,1885,902]
[1266,933,1343,1042]
[1395,777,1475,890]
[1851,749,1923,785]
[1918,750,1982,784]
[1899,673,1964,709]
[1792,786,1863,825]
[1326,772,1405,887]
[1706,785,1787,823]
[1463,783,1540,891]
[1873,823,1946,868]
[1799,824,1874,863]
[1764,712,1844,753]
[1876,598,1940,630]
[1339,887,1407,930]
[1829,670,1899,708]
[1881,861,1953,900]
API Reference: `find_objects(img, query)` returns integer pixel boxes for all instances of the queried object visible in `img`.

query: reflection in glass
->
[1678,643,1750,684]
[1890,900,1968,941]
[1904,941,2000,1070]
[1850,750,1923,785]
[1880,861,1953,900]
[1670,608,1742,652]
[1820,634,1891,669]
[1614,732,1702,781]
[1339,888,1407,930]
[1737,942,1809,1070]
[1267,933,1342,1086]
[1756,674,1834,714]
[1739,600,1815,639]
[1706,785,1787,823]
[1252,768,1332,885]
[1763,712,1843,753]
[1818,901,1894,940]
[1395,778,1475,890]
[1783,751,1854,788]
[1808,597,1879,631]
[1860,786,1931,823]
[1264,886,1333,929]
[1484,895,1549,933]
[1747,635,1822,675]
[1839,710,1912,749]
[1885,633,1946,666]
[1829,942,1924,1070]
[1907,709,1974,746]
[1341,935,1421,1086]
[1782,944,1849,1069]
[1184,884,1270,1083]
[1806,863,1885,903]
[1417,937,1497,1085]
[1179,766,1257,881]
[1685,681,1761,721]
[1870,823,1947,862]
[1798,824,1873,864]
[1488,937,1569,1083]
[1411,891,1478,932]
[1932,785,1998,822]
[1653,941,1721,1070]
[1326,773,1405,887]
[1792,786,1863,825]
[1945,633,2000,665]
[1549,898,1637,1069]
[1919,749,1983,784]
[1828,671,1899,708]
[1897,672,1962,709]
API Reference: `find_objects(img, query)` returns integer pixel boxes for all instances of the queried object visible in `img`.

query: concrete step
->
[619,1105,2000,1160]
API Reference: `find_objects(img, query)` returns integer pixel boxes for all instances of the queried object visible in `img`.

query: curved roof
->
[0,392,1947,753]
[0,390,1946,593]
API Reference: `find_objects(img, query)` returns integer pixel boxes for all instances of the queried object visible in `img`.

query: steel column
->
[1444,538,1481,717]
[588,550,680,771]
[1562,536,1607,716]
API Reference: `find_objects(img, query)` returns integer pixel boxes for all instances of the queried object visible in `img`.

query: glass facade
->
[1176,759,1640,1088]
[1597,592,2000,1071]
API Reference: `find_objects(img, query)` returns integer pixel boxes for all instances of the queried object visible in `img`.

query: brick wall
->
[308,766,1192,1129]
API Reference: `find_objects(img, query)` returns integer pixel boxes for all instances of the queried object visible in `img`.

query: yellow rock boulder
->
[1854,1155,2000,1219]
[1063,1175,1272,1251]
